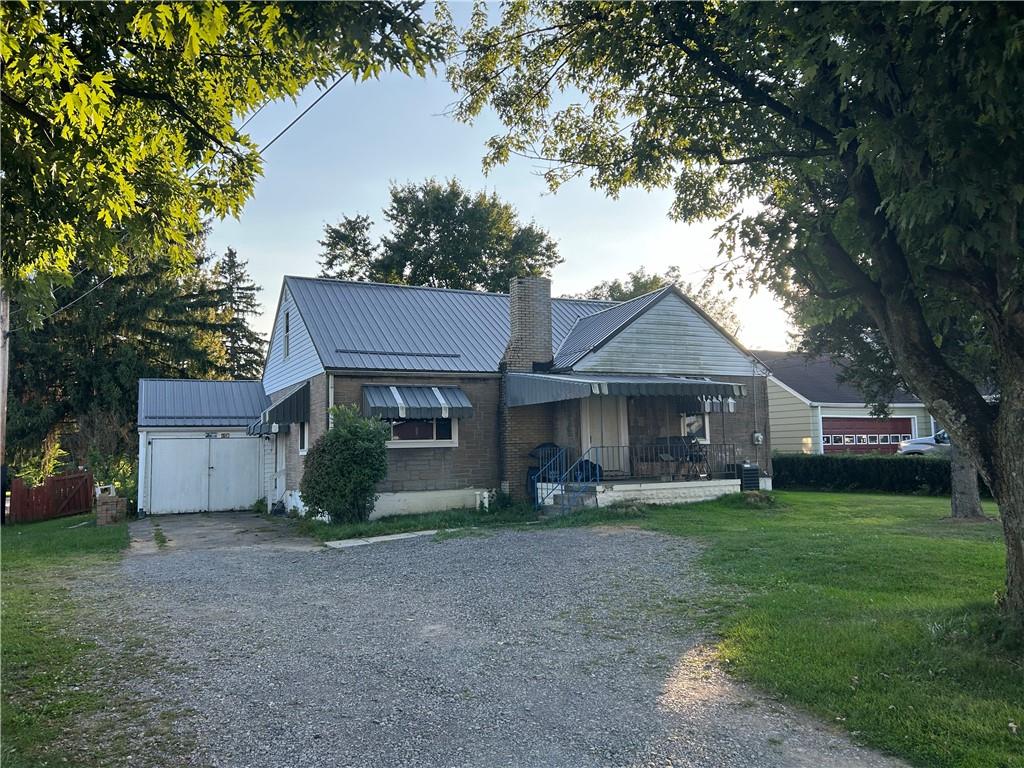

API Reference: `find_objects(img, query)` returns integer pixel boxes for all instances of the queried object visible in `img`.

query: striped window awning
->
[362,385,474,419]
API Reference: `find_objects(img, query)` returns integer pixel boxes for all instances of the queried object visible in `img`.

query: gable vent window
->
[283,311,290,358]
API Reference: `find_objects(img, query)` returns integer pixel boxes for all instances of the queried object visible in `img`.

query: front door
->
[581,396,629,474]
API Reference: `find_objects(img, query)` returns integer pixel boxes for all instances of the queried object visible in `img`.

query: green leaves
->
[2,1,443,322]
[318,178,563,293]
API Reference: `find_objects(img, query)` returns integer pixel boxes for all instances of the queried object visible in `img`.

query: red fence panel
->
[9,472,94,524]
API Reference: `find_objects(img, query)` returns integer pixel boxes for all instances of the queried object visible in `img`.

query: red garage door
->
[822,416,914,454]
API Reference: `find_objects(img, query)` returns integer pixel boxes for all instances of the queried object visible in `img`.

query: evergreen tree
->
[8,249,233,468]
[213,248,266,379]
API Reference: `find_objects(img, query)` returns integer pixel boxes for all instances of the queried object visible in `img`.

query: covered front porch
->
[505,373,760,509]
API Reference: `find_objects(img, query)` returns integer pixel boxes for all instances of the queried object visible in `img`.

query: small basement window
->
[385,417,457,447]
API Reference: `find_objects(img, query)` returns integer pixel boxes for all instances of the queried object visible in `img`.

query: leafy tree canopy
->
[318,178,562,293]
[579,265,740,336]
[448,2,1024,616]
[1,1,442,320]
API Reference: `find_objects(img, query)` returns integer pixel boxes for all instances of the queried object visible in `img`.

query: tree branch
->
[1,92,56,145]
[839,147,997,476]
[651,9,838,149]
[113,84,244,159]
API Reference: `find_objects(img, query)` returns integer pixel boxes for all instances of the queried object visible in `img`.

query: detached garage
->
[137,379,269,515]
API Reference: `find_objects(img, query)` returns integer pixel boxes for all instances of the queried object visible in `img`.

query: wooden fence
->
[9,471,94,524]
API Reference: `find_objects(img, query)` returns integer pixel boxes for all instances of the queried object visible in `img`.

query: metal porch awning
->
[246,381,308,435]
[505,373,746,407]
[246,420,289,436]
[362,385,474,419]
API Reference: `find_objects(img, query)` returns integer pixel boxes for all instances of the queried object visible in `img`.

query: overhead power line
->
[261,74,347,153]
[14,75,348,330]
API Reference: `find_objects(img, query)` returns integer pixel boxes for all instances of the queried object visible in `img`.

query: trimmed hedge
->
[773,453,955,495]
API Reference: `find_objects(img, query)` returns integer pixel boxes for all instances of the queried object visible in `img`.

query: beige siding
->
[574,292,760,376]
[767,377,816,454]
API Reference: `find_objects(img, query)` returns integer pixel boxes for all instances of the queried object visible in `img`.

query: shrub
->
[772,453,961,495]
[300,405,389,523]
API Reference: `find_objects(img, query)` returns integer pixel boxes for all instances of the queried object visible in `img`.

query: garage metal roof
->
[285,277,614,373]
[138,379,270,428]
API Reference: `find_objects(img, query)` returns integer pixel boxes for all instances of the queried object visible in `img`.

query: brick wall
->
[333,374,500,493]
[268,373,328,492]
[499,395,556,500]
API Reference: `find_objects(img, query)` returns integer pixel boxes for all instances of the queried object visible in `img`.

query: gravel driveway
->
[77,514,907,768]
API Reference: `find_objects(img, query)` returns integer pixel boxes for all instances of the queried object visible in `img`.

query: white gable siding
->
[262,285,324,395]
[574,293,759,376]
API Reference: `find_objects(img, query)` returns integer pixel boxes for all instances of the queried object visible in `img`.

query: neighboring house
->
[139,275,774,516]
[754,350,936,455]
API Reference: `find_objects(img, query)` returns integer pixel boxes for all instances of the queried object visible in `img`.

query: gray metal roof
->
[506,373,747,407]
[138,379,270,428]
[552,287,670,369]
[285,276,614,373]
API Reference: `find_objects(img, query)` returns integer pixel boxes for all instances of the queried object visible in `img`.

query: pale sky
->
[207,25,794,351]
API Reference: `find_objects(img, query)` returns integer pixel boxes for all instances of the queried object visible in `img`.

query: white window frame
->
[680,412,711,444]
[298,421,308,455]
[385,417,459,448]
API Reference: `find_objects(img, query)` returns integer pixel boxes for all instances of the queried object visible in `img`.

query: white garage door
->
[147,436,262,514]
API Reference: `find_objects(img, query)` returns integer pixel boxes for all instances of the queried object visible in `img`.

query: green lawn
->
[1,514,130,767]
[542,491,1022,768]
[5,494,1021,767]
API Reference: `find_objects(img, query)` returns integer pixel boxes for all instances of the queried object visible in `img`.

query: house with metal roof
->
[238,274,774,517]
[753,350,937,455]
[138,274,773,516]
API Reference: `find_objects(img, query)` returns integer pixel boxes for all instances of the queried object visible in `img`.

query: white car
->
[897,429,951,456]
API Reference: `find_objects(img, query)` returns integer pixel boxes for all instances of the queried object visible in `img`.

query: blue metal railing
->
[534,447,568,508]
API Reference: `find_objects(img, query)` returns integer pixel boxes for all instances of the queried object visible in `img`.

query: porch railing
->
[533,442,739,509]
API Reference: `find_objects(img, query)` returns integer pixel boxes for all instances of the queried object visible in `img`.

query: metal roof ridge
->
[284,274,618,305]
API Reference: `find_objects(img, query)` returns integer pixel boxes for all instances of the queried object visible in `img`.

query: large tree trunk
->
[950,442,985,519]
[993,435,1024,620]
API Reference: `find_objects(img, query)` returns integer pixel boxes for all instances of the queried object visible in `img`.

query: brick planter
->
[96,496,127,525]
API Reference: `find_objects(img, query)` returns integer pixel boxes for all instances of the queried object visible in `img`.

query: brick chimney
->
[503,276,552,372]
